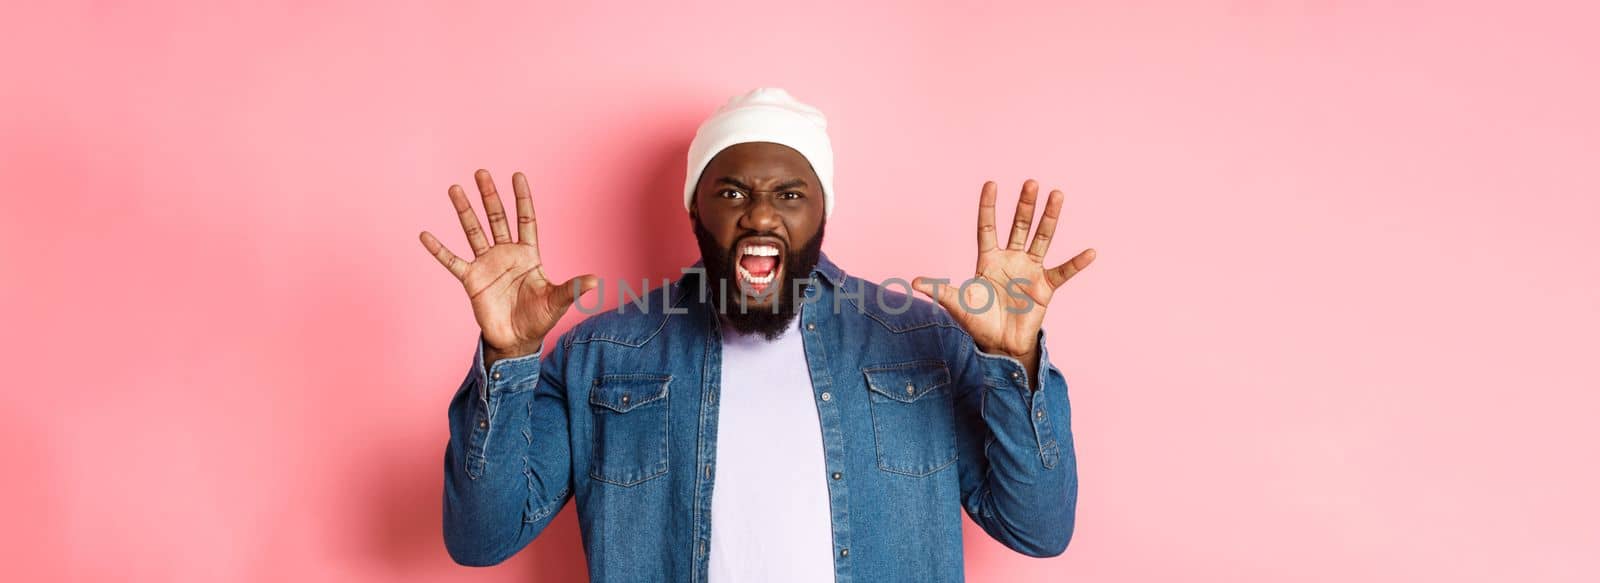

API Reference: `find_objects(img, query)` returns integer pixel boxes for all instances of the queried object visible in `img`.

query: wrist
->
[977,342,1036,362]
[484,338,542,366]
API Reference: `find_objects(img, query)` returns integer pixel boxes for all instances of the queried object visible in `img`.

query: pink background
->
[3,1,1597,581]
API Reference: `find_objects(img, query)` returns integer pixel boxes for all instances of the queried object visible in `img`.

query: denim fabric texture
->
[442,254,1078,582]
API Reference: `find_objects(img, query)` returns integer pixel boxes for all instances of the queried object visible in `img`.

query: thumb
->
[911,276,961,311]
[553,274,601,309]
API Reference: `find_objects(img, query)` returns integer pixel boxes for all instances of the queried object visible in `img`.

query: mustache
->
[729,232,787,253]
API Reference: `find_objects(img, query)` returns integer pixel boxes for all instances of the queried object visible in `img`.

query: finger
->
[448,184,491,256]
[419,231,469,280]
[1006,179,1040,251]
[976,181,998,252]
[512,171,540,248]
[1045,248,1097,288]
[475,169,513,245]
[1027,189,1065,262]
[911,277,963,313]
[551,274,601,309]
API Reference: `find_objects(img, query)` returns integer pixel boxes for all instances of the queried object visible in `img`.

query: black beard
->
[692,216,825,341]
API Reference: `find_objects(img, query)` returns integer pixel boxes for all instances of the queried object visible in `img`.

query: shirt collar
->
[810,251,845,287]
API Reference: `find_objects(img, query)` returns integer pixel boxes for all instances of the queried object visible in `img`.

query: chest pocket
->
[863,360,956,477]
[588,373,671,487]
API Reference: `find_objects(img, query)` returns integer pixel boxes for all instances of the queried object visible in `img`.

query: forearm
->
[442,339,570,566]
[961,330,1078,557]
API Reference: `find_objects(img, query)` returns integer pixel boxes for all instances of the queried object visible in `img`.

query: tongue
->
[739,255,778,276]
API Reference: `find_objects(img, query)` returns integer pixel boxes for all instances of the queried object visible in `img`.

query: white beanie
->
[683,87,835,217]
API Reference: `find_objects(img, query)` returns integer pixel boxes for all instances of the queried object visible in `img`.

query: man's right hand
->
[419,169,598,366]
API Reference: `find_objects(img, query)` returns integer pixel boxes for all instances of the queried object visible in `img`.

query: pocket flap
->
[863,360,951,403]
[590,374,671,413]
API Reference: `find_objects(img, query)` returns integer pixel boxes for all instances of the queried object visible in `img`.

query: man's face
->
[691,141,826,339]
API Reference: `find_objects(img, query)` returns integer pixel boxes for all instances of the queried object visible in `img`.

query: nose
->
[738,195,781,233]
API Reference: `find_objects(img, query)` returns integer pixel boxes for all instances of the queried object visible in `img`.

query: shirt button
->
[1036,409,1045,420]
[478,419,488,429]
[1010,371,1021,381]
[806,322,816,331]
[492,371,501,381]
[831,472,842,480]
[839,548,849,558]
[905,383,915,395]
[621,394,630,406]
[820,392,831,402]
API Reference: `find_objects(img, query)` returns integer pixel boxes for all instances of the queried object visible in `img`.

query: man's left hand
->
[913,179,1095,377]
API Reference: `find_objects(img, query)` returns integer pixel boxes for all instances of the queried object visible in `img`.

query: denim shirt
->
[442,254,1078,582]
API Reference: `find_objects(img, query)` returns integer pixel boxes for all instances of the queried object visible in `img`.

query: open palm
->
[419,170,597,357]
[913,180,1095,359]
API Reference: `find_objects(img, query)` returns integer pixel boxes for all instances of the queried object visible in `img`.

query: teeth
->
[736,265,777,284]
[737,243,780,287]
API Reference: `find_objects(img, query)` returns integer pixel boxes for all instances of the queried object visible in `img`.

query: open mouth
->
[734,239,785,297]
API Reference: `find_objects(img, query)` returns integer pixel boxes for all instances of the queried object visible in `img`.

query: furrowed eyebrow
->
[714,177,753,191]
[771,178,808,191]
[712,177,809,191]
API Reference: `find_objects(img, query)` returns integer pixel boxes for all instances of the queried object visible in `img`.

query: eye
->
[718,188,746,200]
[778,191,803,200]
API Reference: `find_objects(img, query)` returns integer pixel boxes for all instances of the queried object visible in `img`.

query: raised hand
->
[419,170,598,362]
[912,180,1095,366]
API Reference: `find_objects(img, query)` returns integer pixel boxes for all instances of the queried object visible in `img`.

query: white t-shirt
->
[708,317,835,582]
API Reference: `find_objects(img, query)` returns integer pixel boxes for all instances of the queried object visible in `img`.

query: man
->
[419,88,1096,582]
